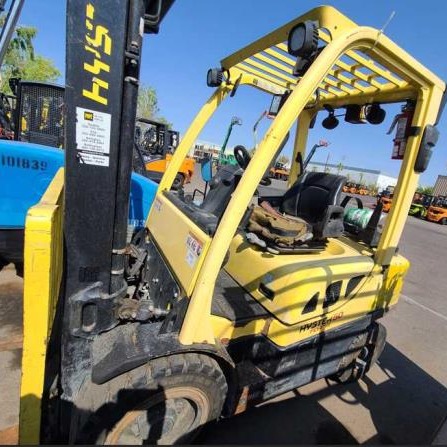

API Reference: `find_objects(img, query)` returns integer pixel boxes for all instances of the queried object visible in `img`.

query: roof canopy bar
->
[318,30,406,87]
[236,37,406,100]
[220,6,443,108]
[263,45,375,93]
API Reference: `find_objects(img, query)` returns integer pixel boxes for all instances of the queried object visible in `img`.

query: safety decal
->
[75,107,111,167]
[186,232,203,267]
[153,198,162,212]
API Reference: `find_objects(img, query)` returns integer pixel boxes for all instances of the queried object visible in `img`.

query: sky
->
[18,0,447,186]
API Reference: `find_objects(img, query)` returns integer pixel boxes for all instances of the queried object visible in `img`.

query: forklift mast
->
[61,0,174,418]
[0,0,24,64]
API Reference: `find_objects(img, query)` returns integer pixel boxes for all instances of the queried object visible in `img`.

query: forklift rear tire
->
[71,353,227,445]
[440,217,447,225]
[172,173,185,190]
[330,323,386,384]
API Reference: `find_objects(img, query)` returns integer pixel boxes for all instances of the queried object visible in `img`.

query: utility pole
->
[324,151,331,172]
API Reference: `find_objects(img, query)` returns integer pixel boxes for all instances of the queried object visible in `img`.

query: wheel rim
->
[104,387,210,445]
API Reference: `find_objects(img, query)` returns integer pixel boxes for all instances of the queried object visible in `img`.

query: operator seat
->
[279,171,346,239]
[200,164,242,218]
[163,164,241,236]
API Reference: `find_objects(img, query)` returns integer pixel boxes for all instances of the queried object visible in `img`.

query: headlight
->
[206,68,223,87]
[287,21,319,57]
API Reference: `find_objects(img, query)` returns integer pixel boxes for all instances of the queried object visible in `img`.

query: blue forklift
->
[0,1,158,275]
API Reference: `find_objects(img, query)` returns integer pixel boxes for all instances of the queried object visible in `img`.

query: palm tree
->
[9,25,36,60]
[0,16,60,93]
[0,16,37,90]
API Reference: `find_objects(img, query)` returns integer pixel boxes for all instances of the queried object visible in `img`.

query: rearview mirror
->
[269,95,282,117]
[268,91,290,117]
[414,125,439,173]
[230,74,242,97]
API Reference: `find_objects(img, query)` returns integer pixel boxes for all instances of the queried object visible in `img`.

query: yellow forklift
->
[19,2,445,444]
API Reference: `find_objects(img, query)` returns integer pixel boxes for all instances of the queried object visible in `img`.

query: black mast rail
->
[54,0,174,440]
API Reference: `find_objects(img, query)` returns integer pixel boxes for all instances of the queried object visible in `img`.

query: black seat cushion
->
[200,164,242,218]
[280,172,345,220]
[279,172,346,239]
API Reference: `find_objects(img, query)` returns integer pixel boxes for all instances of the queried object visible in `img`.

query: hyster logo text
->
[298,312,344,334]
[82,3,112,105]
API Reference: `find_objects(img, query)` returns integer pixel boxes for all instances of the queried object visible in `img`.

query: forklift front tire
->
[70,353,227,445]
[440,217,447,225]
[0,255,7,273]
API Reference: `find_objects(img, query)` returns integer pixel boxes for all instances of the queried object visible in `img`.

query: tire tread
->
[72,352,227,444]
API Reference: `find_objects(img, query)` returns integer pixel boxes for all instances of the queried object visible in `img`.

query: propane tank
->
[344,207,387,234]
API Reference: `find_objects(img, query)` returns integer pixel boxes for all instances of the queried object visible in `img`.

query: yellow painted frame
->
[19,169,64,444]
[149,6,445,345]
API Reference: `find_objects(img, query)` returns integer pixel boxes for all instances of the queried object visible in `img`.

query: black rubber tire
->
[329,323,387,384]
[0,256,8,273]
[0,256,21,276]
[70,353,227,445]
[440,217,447,225]
[329,332,368,384]
[172,173,185,190]
[14,261,23,277]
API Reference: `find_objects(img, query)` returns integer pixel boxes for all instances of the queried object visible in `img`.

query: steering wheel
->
[260,176,271,186]
[234,145,251,170]
[233,144,272,186]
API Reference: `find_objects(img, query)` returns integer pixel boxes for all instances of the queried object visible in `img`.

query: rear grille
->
[16,82,65,148]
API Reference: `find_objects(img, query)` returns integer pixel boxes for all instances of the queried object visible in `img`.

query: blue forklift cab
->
[0,139,157,273]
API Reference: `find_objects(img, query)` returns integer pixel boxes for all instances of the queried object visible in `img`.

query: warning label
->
[76,107,111,167]
[185,232,203,267]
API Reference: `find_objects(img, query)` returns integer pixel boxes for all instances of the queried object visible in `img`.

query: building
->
[190,140,221,160]
[433,175,447,196]
[189,140,235,161]
[306,161,397,192]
